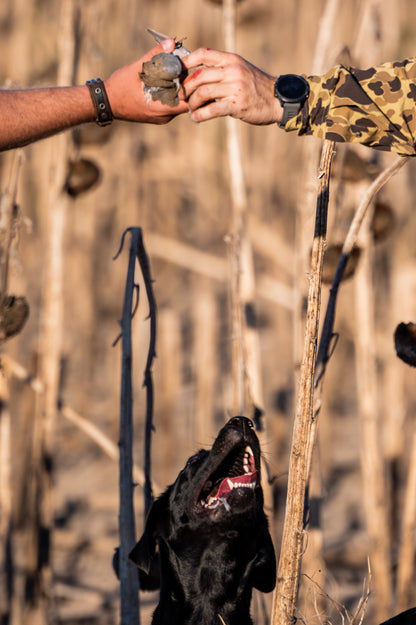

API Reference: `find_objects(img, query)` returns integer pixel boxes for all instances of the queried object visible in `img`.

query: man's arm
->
[287,58,416,156]
[182,49,416,156]
[0,38,188,151]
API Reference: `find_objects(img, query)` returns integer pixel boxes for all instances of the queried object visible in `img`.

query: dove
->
[140,28,191,106]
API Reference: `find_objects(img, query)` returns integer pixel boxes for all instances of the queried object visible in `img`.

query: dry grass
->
[1,1,416,624]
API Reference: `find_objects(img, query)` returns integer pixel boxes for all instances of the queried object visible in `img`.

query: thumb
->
[139,38,176,65]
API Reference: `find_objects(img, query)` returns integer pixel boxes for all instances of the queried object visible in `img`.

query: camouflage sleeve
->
[284,58,416,156]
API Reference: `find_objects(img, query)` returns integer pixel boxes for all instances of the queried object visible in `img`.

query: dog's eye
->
[187,450,205,466]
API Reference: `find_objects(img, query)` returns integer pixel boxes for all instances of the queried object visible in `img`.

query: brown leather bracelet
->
[86,78,114,126]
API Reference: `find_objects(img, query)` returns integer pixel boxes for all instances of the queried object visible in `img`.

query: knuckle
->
[197,84,212,101]
[232,67,247,86]
[228,52,241,64]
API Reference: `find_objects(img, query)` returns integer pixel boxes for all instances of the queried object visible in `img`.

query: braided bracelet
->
[86,78,114,126]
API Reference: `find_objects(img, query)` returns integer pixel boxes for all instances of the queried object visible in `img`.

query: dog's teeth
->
[207,498,220,509]
[230,482,256,489]
[227,479,234,489]
[243,446,254,473]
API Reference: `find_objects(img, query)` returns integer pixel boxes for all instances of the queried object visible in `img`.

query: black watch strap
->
[279,102,302,128]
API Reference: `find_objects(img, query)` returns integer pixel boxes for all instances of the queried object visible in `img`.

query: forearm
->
[0,85,96,151]
[284,58,416,156]
[0,37,188,151]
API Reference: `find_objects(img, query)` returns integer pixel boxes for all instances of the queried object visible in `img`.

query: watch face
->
[277,75,309,103]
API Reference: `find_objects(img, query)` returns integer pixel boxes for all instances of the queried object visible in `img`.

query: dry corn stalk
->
[222,0,265,421]
[23,3,77,623]
[272,141,335,625]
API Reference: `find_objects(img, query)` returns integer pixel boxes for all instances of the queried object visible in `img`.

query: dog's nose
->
[227,416,254,433]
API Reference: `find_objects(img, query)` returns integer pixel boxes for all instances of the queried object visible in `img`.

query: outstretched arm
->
[0,38,188,151]
[183,49,416,156]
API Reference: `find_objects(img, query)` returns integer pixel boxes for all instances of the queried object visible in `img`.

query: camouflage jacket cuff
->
[284,59,416,156]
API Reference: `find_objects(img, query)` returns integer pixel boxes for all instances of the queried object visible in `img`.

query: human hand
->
[181,48,283,125]
[104,39,188,124]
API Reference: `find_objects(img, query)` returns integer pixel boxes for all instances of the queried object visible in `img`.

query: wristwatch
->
[274,74,310,128]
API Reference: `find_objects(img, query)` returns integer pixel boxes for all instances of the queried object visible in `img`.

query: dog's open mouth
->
[196,445,260,513]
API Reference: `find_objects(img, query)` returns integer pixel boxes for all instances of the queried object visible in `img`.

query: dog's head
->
[171,415,264,524]
[130,416,275,601]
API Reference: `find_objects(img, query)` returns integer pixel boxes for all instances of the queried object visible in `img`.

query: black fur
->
[380,607,416,625]
[130,416,276,625]
[394,322,416,367]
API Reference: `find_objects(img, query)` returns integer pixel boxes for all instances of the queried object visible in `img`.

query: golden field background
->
[1,0,416,624]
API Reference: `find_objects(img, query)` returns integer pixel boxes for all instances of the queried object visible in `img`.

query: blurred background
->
[1,0,416,623]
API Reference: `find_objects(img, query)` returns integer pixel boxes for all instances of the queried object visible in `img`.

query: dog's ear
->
[129,533,154,575]
[129,491,169,574]
[252,525,276,593]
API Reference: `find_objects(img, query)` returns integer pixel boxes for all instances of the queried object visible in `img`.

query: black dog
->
[129,416,276,625]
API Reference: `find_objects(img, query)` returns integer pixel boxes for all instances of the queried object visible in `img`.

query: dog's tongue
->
[216,470,259,498]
